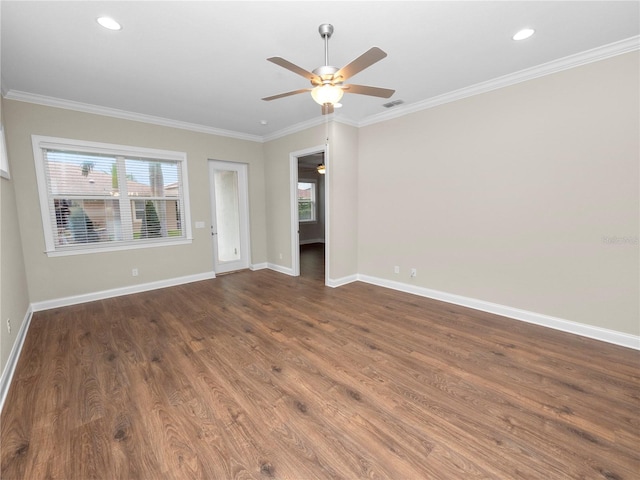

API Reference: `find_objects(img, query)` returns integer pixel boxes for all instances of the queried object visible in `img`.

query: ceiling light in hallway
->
[513,28,535,41]
[97,17,122,31]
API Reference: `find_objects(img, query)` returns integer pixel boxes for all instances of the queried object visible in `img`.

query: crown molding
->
[2,90,263,143]
[262,35,640,137]
[334,115,360,129]
[4,86,352,144]
[262,113,360,142]
[261,115,330,142]
[359,35,640,128]
[4,36,638,142]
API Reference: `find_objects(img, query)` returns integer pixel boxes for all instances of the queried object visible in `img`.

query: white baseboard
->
[357,274,639,350]
[250,262,268,271]
[31,271,216,312]
[267,263,295,276]
[327,274,358,288]
[11,267,636,419]
[3,271,215,412]
[0,306,33,413]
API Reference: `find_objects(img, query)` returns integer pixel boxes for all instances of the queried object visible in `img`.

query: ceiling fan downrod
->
[319,24,333,66]
[314,24,339,82]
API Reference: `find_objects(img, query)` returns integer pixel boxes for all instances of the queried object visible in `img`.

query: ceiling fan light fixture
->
[311,84,344,106]
[317,164,326,175]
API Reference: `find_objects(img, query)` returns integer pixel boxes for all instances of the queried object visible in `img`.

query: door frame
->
[289,144,329,283]
[208,160,251,274]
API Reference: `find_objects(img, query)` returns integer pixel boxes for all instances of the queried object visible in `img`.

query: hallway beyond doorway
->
[300,243,324,282]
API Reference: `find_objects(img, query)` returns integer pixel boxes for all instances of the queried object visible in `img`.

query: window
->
[32,135,192,256]
[298,181,317,223]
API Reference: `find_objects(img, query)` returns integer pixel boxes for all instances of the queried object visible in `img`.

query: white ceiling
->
[2,1,639,139]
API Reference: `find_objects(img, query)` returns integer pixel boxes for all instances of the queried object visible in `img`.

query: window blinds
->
[43,149,185,249]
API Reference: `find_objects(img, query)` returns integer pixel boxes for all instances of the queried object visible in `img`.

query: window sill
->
[45,238,193,257]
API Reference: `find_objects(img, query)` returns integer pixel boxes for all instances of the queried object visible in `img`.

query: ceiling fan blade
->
[334,47,387,82]
[321,104,334,115]
[342,84,395,98]
[267,57,317,81]
[262,88,312,101]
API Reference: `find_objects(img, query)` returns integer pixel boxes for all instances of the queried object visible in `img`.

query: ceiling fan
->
[262,24,395,115]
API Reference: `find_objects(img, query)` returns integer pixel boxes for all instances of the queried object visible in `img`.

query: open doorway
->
[297,152,326,281]
[290,145,328,283]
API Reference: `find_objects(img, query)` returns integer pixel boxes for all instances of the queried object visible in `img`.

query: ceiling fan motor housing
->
[312,65,341,85]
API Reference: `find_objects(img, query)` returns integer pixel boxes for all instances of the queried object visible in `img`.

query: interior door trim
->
[289,144,329,284]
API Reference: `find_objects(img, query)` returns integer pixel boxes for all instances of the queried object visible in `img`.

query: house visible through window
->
[298,181,316,222]
[32,136,192,255]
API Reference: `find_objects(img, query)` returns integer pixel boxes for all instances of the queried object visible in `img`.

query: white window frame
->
[298,179,317,223]
[32,135,193,257]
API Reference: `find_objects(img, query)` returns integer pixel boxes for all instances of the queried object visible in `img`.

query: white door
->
[209,160,250,274]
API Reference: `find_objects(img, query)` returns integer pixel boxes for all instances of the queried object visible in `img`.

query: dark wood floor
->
[1,249,639,479]
[300,243,325,281]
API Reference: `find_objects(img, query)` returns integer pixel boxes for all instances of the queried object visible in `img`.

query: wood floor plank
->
[2,246,639,479]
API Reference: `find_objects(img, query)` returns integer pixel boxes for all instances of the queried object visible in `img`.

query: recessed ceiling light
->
[513,28,535,41]
[97,17,122,31]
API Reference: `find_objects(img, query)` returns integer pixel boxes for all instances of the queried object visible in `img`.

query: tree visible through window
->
[298,181,316,222]
[32,135,192,255]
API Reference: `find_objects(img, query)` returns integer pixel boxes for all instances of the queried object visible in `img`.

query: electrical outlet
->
[410,268,417,278]
[132,268,139,277]
[6,318,10,334]
[394,266,400,274]
[279,253,283,260]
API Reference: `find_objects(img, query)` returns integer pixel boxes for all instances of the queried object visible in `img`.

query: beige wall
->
[263,121,360,281]
[358,52,639,335]
[0,98,31,373]
[3,100,267,303]
[263,124,327,269]
[326,122,359,281]
[1,50,637,360]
